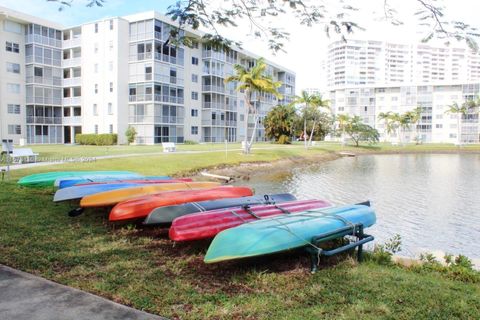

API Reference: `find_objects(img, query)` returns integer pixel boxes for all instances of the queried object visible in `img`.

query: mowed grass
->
[1,144,480,319]
[0,182,479,319]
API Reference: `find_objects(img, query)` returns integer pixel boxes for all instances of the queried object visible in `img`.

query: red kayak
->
[75,178,193,187]
[169,199,331,241]
[109,186,253,222]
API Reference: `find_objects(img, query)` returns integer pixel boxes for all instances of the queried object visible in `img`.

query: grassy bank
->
[1,144,479,319]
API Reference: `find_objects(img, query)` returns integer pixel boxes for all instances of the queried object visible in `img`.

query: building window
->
[240,114,245,121]
[191,92,198,100]
[191,126,198,135]
[191,109,198,117]
[94,43,98,54]
[6,62,20,74]
[109,61,113,71]
[7,104,21,114]
[109,124,113,133]
[94,124,99,134]
[191,74,198,83]
[5,41,19,53]
[4,20,22,34]
[94,23,99,33]
[94,64,99,73]
[93,104,98,116]
[109,82,113,92]
[192,41,199,49]
[8,125,21,135]
[109,19,114,30]
[191,57,199,65]
[94,84,98,94]
[436,124,443,129]
[449,133,457,138]
[109,41,114,51]
[7,83,20,94]
[108,103,113,114]
[364,106,368,112]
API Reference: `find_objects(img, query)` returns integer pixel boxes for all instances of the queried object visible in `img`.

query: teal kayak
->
[204,204,376,263]
[18,171,140,187]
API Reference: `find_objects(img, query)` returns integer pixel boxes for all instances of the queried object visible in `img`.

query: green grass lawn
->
[1,143,479,319]
[0,182,478,319]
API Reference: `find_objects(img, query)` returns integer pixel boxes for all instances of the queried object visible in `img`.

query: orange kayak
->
[80,182,220,208]
[109,186,253,222]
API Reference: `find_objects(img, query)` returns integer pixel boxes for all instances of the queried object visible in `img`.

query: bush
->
[125,126,137,145]
[76,134,118,146]
[183,140,198,145]
[277,135,291,144]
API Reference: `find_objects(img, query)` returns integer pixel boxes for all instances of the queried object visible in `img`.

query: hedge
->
[75,133,118,146]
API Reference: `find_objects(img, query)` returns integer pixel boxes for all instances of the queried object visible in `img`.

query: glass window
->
[6,62,20,74]
[94,23,99,33]
[109,20,114,30]
[7,104,21,114]
[191,109,198,117]
[191,126,198,135]
[34,67,43,77]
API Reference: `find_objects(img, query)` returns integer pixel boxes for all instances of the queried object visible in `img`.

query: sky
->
[1,0,479,93]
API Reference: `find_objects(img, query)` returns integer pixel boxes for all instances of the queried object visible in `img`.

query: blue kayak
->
[57,176,171,189]
[53,183,159,202]
[204,204,376,263]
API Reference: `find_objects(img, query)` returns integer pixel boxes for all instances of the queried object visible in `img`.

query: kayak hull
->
[170,199,331,241]
[143,193,297,225]
[109,186,254,222]
[18,171,139,187]
[204,204,376,263]
[57,176,174,189]
[80,182,221,208]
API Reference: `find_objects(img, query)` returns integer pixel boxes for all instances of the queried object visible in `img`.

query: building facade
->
[328,83,480,144]
[0,7,295,145]
[324,40,480,144]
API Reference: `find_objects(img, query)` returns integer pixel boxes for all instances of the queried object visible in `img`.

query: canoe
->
[57,176,175,189]
[80,182,221,208]
[170,199,331,241]
[143,193,297,226]
[18,171,140,187]
[58,177,192,189]
[109,186,253,222]
[204,204,376,263]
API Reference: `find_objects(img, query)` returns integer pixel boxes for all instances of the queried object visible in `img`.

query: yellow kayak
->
[80,182,221,207]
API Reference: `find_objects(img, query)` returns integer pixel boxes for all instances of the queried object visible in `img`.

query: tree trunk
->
[243,90,253,154]
[248,111,259,153]
[308,120,316,147]
[303,118,307,149]
[457,115,462,145]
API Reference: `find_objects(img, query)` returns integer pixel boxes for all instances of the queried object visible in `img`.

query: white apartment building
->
[327,40,480,88]
[328,83,480,144]
[324,40,480,144]
[0,6,295,145]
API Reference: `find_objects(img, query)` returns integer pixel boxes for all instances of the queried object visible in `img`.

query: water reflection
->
[242,154,480,259]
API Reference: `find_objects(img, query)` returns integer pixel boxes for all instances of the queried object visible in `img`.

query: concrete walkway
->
[0,265,165,320]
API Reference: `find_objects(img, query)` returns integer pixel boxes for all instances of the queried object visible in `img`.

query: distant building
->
[0,6,295,145]
[325,40,480,144]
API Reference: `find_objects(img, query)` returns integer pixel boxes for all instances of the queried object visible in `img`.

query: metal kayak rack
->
[305,223,374,273]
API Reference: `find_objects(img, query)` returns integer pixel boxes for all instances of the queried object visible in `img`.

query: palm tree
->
[388,112,402,144]
[289,91,325,149]
[336,114,351,145]
[225,58,282,154]
[378,111,393,142]
[306,95,330,147]
[404,107,422,144]
[445,102,471,145]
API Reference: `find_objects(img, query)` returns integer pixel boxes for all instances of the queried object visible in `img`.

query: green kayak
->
[204,204,376,263]
[18,171,140,187]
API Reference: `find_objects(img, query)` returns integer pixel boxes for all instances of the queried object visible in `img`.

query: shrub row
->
[75,134,118,146]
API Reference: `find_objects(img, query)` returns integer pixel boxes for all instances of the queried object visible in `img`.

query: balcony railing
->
[26,116,62,124]
[27,76,62,86]
[62,77,82,87]
[129,95,184,105]
[62,116,82,125]
[154,74,185,86]
[63,97,82,105]
[27,96,62,105]
[202,85,225,93]
[202,69,225,78]
[128,116,184,124]
[26,34,62,48]
[63,37,81,48]
[63,57,81,68]
[202,102,224,109]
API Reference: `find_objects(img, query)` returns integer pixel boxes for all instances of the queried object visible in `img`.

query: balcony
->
[62,116,82,125]
[26,76,62,86]
[202,102,224,109]
[128,116,184,124]
[26,34,62,48]
[63,37,81,48]
[202,69,225,78]
[27,96,62,105]
[62,77,82,87]
[202,50,226,61]
[26,116,62,124]
[202,119,228,126]
[63,57,81,68]
[154,74,184,86]
[63,97,81,105]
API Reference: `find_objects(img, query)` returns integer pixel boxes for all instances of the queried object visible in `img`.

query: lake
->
[242,153,480,261]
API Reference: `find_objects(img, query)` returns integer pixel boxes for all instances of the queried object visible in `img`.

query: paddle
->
[68,207,84,217]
